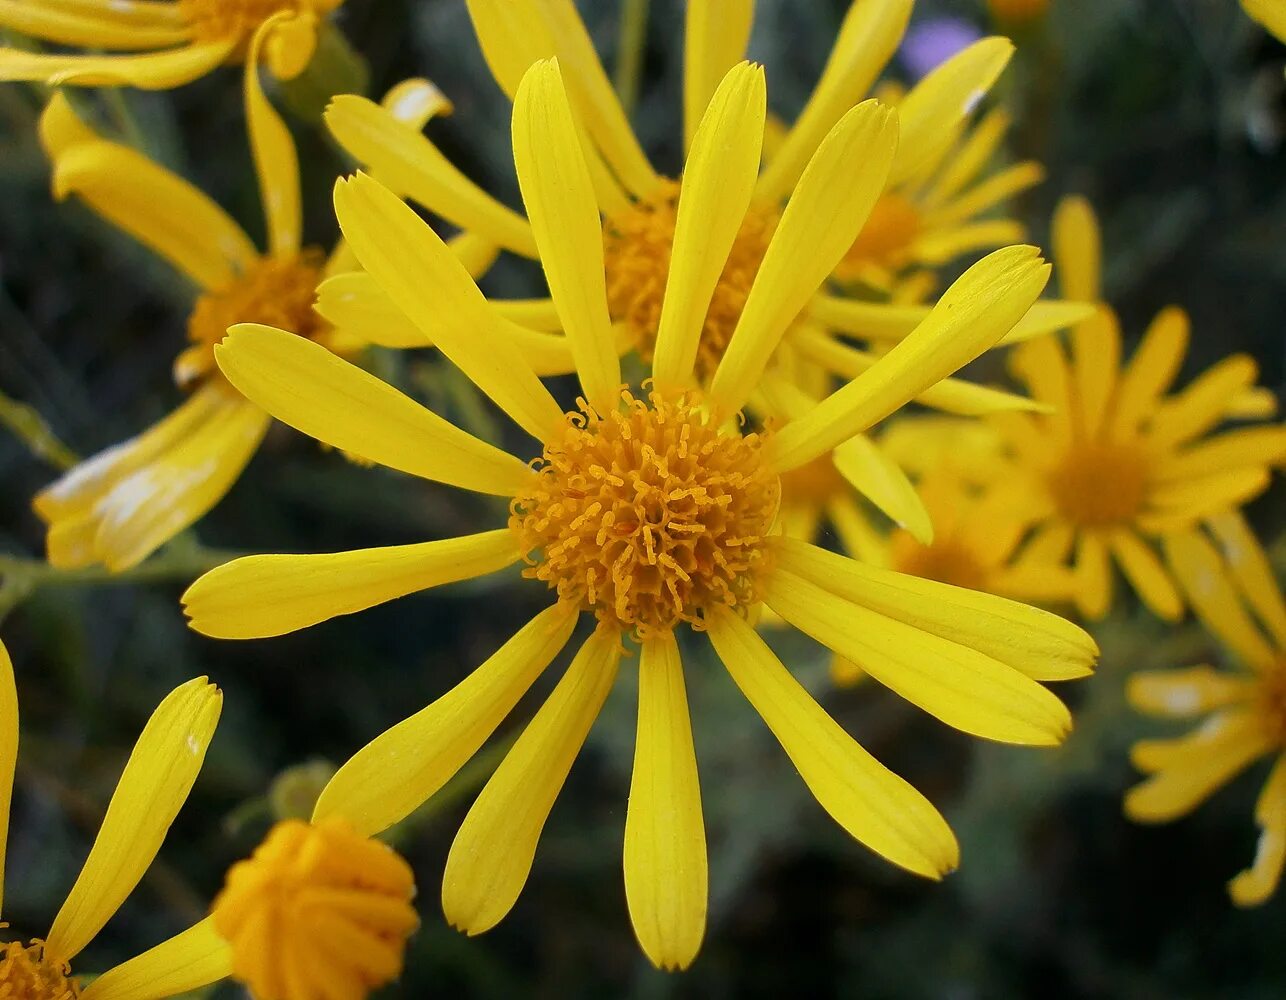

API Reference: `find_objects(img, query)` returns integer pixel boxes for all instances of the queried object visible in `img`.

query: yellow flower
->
[0,2,341,89]
[1125,514,1286,906]
[1244,0,1286,42]
[984,196,1286,621]
[210,817,419,1000]
[30,66,472,572]
[320,0,1090,388]
[0,639,228,999]
[183,60,1096,971]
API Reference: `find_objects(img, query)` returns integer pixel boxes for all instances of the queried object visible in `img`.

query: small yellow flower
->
[0,639,228,998]
[211,817,419,1000]
[984,196,1286,621]
[1125,514,1286,906]
[0,2,341,90]
[1243,0,1286,42]
[183,60,1096,971]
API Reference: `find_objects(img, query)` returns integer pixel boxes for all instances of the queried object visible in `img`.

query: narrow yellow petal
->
[216,324,531,495]
[764,566,1072,744]
[682,0,755,151]
[930,160,1044,230]
[1073,531,1112,620]
[1147,354,1259,450]
[511,59,620,414]
[313,273,428,348]
[313,603,578,835]
[1108,306,1189,440]
[46,678,222,964]
[0,0,186,49]
[624,632,707,972]
[1143,468,1270,526]
[1243,0,1286,42]
[706,607,959,878]
[1052,194,1101,303]
[832,434,933,544]
[1224,385,1278,420]
[379,76,454,130]
[1107,529,1184,622]
[711,100,899,414]
[769,246,1050,472]
[771,537,1097,681]
[1009,334,1072,447]
[442,628,621,934]
[1131,710,1256,773]
[333,172,566,443]
[1069,308,1119,437]
[245,16,301,257]
[325,95,538,257]
[183,530,521,640]
[80,916,233,1000]
[0,40,234,89]
[1206,511,1286,650]
[1126,666,1256,719]
[1229,754,1286,907]
[910,219,1026,266]
[1154,427,1286,485]
[920,107,1010,210]
[653,62,766,389]
[0,639,14,913]
[806,294,1094,344]
[827,495,890,567]
[756,0,911,201]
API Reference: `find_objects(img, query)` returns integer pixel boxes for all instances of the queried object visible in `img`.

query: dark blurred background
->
[1,1,1284,996]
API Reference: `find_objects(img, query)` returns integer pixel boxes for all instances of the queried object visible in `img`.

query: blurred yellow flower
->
[0,639,228,999]
[211,817,418,1000]
[985,196,1286,621]
[184,60,1096,971]
[1243,0,1286,42]
[1126,514,1286,906]
[988,0,1051,24]
[0,2,341,89]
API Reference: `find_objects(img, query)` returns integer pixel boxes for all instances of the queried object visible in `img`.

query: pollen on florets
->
[511,387,780,639]
[0,938,78,1000]
[178,250,326,389]
[602,180,777,379]
[1046,442,1149,528]
[178,0,306,45]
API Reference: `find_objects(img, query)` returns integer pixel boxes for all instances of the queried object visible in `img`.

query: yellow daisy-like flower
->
[985,196,1286,622]
[1244,0,1286,42]
[0,1,341,90]
[183,60,1096,970]
[0,639,228,999]
[31,60,480,572]
[1125,514,1286,906]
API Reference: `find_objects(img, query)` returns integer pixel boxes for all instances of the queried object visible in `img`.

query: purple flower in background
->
[900,17,983,79]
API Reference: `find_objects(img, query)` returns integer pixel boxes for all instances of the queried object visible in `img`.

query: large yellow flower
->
[0,1,341,89]
[183,60,1097,971]
[30,61,481,572]
[0,639,228,999]
[984,196,1286,622]
[1125,514,1286,906]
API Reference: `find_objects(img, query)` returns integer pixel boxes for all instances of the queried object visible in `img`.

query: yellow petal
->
[46,678,222,964]
[682,0,755,151]
[325,94,538,257]
[930,160,1044,230]
[183,530,521,640]
[216,324,531,495]
[1143,467,1270,526]
[1073,531,1112,620]
[1052,194,1101,303]
[442,627,621,934]
[832,434,933,544]
[808,293,1093,345]
[711,100,899,414]
[624,632,707,972]
[764,565,1072,745]
[1107,528,1183,622]
[1131,710,1256,773]
[706,607,958,878]
[0,0,187,49]
[1224,385,1278,420]
[771,536,1096,681]
[1069,307,1119,438]
[1229,754,1286,907]
[1206,511,1286,650]
[1126,666,1255,719]
[380,76,454,129]
[1147,354,1259,450]
[910,219,1027,267]
[0,39,234,88]
[1154,427,1286,484]
[262,8,316,80]
[1010,334,1073,446]
[828,495,890,567]
[46,131,256,290]
[333,172,566,443]
[651,62,765,389]
[1108,306,1189,440]
[1243,0,1286,42]
[756,0,911,201]
[245,16,301,256]
[313,603,578,835]
[80,916,233,1000]
[768,246,1050,472]
[920,107,1011,209]
[0,639,14,913]
[313,273,428,348]
[511,59,620,414]
[891,37,1013,185]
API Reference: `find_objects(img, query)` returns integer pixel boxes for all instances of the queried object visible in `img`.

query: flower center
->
[511,387,780,638]
[1046,442,1149,528]
[602,179,777,379]
[179,251,325,389]
[891,534,987,591]
[1257,663,1286,745]
[178,0,305,44]
[0,939,78,1000]
[211,818,419,1000]
[837,193,923,276]
[779,454,848,508]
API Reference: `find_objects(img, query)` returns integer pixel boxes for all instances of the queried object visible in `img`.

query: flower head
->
[184,59,1095,970]
[1126,514,1286,906]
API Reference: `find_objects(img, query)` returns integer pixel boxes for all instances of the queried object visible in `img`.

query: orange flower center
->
[179,0,306,44]
[602,179,777,379]
[179,251,325,390]
[1257,663,1286,745]
[1046,442,1149,528]
[511,387,780,638]
[0,939,77,1000]
[891,534,987,591]
[837,193,923,276]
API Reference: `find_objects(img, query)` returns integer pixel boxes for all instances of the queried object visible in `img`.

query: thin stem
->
[614,0,650,114]
[0,389,79,470]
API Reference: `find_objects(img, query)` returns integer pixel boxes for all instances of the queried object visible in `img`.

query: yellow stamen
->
[0,938,78,1000]
[511,387,780,638]
[1046,443,1149,528]
[890,532,987,591]
[179,0,307,45]
[211,817,419,1000]
[178,250,325,389]
[602,179,777,378]
[837,193,923,276]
